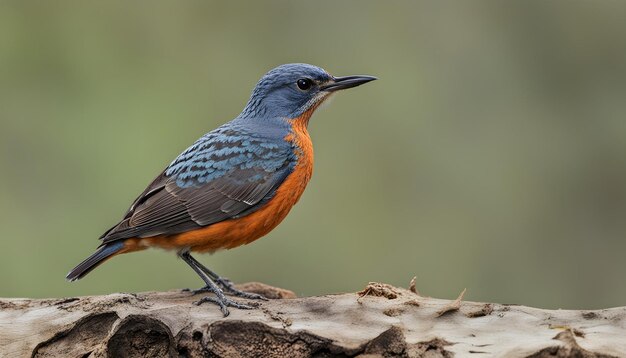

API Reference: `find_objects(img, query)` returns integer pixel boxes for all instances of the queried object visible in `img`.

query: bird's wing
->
[100,122,295,243]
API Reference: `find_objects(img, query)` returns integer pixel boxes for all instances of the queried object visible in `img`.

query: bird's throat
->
[290,99,324,130]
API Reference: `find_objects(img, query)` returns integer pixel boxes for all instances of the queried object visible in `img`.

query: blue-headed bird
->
[67,63,376,315]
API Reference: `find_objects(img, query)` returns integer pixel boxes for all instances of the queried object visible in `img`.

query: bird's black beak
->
[320,75,377,92]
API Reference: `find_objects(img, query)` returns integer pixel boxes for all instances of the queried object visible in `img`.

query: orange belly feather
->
[121,113,314,254]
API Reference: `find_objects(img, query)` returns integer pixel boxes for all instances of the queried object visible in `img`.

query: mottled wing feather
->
[100,121,294,244]
[165,163,293,226]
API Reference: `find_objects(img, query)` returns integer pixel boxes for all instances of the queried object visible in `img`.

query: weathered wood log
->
[0,282,624,357]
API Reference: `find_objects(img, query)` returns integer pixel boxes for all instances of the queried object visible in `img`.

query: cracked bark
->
[1,282,624,357]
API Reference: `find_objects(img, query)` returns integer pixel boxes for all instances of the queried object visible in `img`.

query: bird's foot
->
[215,277,269,301]
[184,279,268,301]
[194,295,257,317]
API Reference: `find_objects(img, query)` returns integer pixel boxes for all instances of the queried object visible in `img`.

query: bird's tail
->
[66,241,125,281]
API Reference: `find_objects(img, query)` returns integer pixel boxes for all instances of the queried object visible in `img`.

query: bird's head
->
[240,63,376,121]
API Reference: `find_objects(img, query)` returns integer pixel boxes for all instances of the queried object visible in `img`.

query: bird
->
[66,63,376,316]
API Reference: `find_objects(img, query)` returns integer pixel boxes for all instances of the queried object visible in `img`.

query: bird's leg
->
[181,252,268,301]
[179,252,255,316]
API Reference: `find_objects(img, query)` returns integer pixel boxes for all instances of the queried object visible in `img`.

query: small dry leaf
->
[436,288,466,317]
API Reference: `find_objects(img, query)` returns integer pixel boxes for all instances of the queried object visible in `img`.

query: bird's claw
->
[194,296,256,316]
[184,279,269,301]
[215,278,269,301]
[226,289,268,300]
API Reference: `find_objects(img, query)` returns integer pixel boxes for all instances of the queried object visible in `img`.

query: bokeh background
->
[1,1,625,309]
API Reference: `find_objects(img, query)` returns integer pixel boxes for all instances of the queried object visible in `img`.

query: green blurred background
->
[1,1,625,309]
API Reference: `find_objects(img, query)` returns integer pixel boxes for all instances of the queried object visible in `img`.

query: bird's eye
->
[296,78,313,91]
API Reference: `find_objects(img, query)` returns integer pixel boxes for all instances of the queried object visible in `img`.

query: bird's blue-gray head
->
[239,63,376,120]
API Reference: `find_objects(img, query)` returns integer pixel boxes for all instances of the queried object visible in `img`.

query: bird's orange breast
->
[122,115,314,254]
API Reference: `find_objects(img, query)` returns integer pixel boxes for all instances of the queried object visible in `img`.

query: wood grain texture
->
[0,282,624,357]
